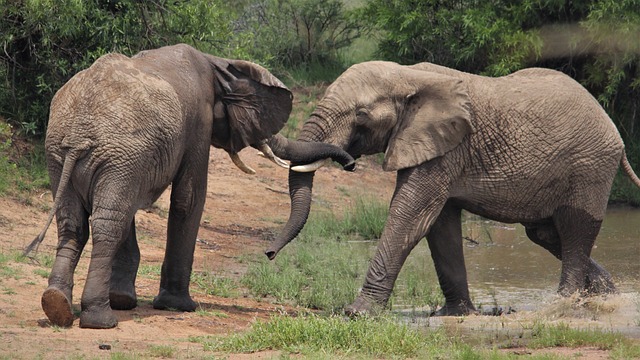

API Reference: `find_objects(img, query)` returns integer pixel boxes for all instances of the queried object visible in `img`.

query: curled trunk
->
[264,131,352,260]
[265,134,355,170]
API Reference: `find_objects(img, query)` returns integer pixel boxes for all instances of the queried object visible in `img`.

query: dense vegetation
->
[1,0,639,202]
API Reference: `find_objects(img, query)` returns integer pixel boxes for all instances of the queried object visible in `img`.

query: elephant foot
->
[152,290,197,311]
[109,290,137,310]
[585,262,617,295]
[79,306,118,329]
[344,295,384,317]
[430,300,478,317]
[41,287,74,327]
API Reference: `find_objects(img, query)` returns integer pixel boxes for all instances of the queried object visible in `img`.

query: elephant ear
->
[383,70,474,171]
[211,57,293,152]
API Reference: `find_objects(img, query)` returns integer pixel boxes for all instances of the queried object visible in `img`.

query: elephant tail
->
[621,150,640,189]
[23,151,80,256]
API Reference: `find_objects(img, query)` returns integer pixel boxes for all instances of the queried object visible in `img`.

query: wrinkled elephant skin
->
[27,44,345,329]
[270,61,640,316]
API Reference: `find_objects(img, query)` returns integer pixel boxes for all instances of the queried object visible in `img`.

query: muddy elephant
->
[266,61,640,316]
[25,44,354,329]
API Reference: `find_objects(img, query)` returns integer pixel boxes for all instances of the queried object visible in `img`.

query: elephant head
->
[205,55,355,173]
[266,61,474,259]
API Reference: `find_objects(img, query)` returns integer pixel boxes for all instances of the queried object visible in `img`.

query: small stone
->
[98,344,111,350]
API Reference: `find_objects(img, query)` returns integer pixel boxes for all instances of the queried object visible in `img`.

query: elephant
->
[265,61,640,316]
[24,43,354,329]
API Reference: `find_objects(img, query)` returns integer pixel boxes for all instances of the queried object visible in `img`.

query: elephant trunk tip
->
[343,161,356,172]
[264,249,278,260]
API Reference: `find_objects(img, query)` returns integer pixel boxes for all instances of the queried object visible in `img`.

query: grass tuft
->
[528,322,629,350]
[199,314,445,358]
[242,195,444,313]
[191,271,239,298]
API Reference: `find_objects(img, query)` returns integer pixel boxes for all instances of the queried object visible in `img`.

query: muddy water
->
[462,207,639,307]
[396,207,640,338]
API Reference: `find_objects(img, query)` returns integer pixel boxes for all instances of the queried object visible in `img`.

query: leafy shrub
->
[233,0,362,71]
[0,0,236,137]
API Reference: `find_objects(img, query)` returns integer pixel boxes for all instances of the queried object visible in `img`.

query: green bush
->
[362,0,640,191]
[233,0,362,71]
[0,120,48,195]
[0,0,237,137]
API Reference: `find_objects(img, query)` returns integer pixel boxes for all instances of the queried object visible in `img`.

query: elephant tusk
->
[290,158,330,172]
[229,152,256,174]
[257,144,290,169]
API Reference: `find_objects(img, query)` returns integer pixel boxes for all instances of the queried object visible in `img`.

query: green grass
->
[241,195,389,312]
[0,253,22,281]
[0,146,49,197]
[32,268,49,278]
[196,307,228,318]
[147,344,176,358]
[298,195,388,242]
[242,240,364,312]
[196,314,447,358]
[528,322,630,350]
[137,264,161,279]
[242,195,443,313]
[194,314,640,359]
[190,271,239,298]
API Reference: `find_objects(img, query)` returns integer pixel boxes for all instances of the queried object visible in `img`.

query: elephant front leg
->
[426,203,477,316]
[109,218,140,310]
[345,167,449,316]
[152,169,204,312]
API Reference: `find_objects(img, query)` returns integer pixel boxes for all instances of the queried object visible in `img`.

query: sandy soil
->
[0,143,634,359]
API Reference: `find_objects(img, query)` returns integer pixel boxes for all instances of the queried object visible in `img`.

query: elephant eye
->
[355,109,369,126]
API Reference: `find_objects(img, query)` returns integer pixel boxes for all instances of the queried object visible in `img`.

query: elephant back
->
[48,53,183,154]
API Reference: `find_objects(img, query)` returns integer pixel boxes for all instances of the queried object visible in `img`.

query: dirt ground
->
[0,146,397,359]
[0,144,633,359]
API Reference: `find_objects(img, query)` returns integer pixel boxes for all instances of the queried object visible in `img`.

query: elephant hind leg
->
[79,200,136,329]
[44,191,89,327]
[523,220,561,259]
[524,221,615,295]
[109,217,140,310]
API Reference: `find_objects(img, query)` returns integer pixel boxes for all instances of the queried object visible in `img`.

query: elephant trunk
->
[265,125,352,260]
[265,170,314,260]
[265,134,355,171]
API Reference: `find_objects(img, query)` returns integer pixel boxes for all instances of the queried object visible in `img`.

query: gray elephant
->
[25,44,354,329]
[266,61,640,316]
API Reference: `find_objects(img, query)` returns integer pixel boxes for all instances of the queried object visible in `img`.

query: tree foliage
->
[0,0,638,158]
[0,0,238,136]
[0,0,362,136]
[363,0,640,149]
[233,0,362,69]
